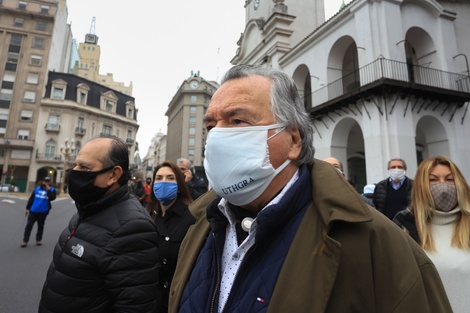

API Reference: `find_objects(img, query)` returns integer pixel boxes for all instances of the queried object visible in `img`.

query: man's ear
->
[108,166,123,185]
[287,126,302,161]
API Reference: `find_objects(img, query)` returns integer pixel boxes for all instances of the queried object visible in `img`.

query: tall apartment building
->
[0,0,67,191]
[1,0,140,192]
[165,72,218,177]
[233,0,470,191]
[74,23,133,96]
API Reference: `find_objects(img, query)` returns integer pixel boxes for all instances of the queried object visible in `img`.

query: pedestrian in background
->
[39,135,159,313]
[176,158,208,200]
[169,64,451,313]
[21,176,56,247]
[394,155,470,313]
[361,184,376,207]
[373,158,413,219]
[142,176,152,208]
[130,175,145,205]
[147,161,195,313]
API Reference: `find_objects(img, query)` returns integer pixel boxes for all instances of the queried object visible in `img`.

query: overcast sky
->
[66,0,351,157]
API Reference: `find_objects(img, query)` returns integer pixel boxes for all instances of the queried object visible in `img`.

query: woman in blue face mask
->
[146,161,195,313]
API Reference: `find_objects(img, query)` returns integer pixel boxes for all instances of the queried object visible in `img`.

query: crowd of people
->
[22,65,468,313]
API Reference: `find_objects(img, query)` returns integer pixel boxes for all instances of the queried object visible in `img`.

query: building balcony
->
[1,138,34,149]
[309,57,470,121]
[126,138,134,145]
[75,127,86,136]
[45,123,60,132]
[36,153,62,163]
[35,151,76,164]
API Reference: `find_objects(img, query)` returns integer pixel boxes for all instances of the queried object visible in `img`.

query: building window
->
[11,149,31,159]
[30,55,42,66]
[36,22,47,31]
[105,100,114,112]
[127,130,132,140]
[190,106,196,113]
[10,34,22,46]
[52,80,67,100]
[20,110,33,121]
[190,95,197,103]
[3,71,16,82]
[14,18,24,27]
[102,125,112,136]
[53,87,64,100]
[78,91,86,104]
[18,129,30,140]
[24,91,36,103]
[100,92,117,113]
[127,108,133,118]
[188,149,195,156]
[7,52,19,64]
[189,127,196,135]
[27,73,39,84]
[47,114,60,129]
[189,117,196,124]
[18,1,27,9]
[40,5,49,13]
[0,108,8,120]
[76,117,85,134]
[0,89,13,101]
[45,140,55,159]
[33,37,45,48]
[189,138,195,145]
[76,83,89,104]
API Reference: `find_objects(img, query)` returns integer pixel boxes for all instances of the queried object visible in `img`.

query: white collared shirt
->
[217,170,299,312]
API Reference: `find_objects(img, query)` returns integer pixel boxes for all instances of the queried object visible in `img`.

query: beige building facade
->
[165,73,218,173]
[0,0,64,191]
[0,0,140,192]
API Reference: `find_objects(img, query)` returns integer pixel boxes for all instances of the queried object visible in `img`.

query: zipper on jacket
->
[67,217,82,240]
[210,232,222,313]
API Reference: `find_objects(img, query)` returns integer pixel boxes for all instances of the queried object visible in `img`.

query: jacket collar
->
[309,159,372,226]
[78,184,130,217]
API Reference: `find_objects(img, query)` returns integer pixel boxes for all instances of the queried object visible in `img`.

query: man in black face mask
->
[39,135,159,313]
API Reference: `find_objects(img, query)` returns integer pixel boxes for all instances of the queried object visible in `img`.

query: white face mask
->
[204,123,290,206]
[389,169,406,182]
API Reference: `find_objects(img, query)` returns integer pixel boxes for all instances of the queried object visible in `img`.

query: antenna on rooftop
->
[89,16,96,34]
[84,17,99,44]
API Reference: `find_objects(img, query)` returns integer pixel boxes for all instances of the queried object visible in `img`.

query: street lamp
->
[60,138,75,194]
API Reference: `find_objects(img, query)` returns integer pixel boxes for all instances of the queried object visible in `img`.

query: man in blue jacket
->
[21,176,56,247]
[169,65,451,313]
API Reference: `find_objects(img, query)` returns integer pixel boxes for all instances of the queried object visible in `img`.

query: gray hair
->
[221,65,315,165]
[387,158,407,170]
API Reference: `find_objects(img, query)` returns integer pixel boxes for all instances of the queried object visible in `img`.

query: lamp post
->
[60,138,75,194]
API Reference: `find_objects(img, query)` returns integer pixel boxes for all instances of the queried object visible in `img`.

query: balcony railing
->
[311,57,470,106]
[75,127,86,136]
[45,123,60,131]
[36,153,62,161]
[35,152,76,162]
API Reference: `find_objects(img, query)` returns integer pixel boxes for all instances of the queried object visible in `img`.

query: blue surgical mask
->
[153,181,178,205]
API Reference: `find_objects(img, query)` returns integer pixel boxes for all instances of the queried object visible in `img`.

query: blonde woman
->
[394,155,470,313]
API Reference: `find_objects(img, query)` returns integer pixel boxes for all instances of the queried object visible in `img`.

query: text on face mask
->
[221,178,255,195]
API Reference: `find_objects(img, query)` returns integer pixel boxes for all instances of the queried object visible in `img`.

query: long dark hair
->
[146,160,193,217]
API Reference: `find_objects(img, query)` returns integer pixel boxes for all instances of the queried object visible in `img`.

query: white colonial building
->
[234,0,470,190]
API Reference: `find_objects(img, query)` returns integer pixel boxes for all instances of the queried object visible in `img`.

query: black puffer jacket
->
[372,177,413,214]
[39,184,159,313]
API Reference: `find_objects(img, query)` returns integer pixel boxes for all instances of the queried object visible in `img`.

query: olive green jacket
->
[169,160,452,313]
